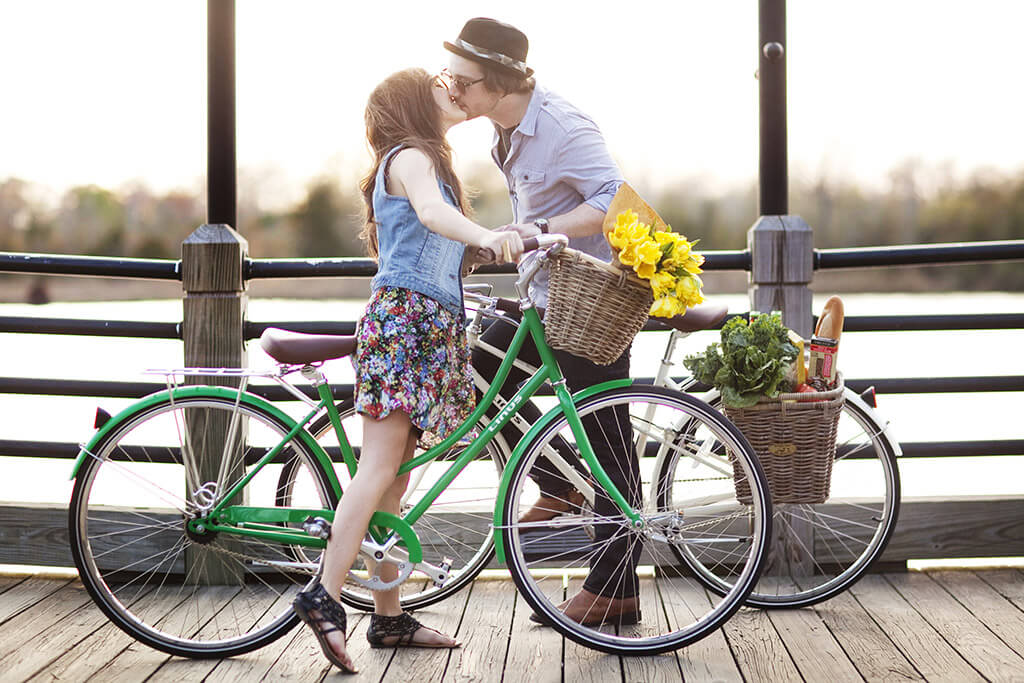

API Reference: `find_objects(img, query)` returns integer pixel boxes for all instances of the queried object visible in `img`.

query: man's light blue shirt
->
[491,83,624,306]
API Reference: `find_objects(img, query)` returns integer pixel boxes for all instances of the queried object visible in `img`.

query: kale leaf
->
[683,314,798,408]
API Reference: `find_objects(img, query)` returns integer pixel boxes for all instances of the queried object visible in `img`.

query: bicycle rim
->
[309,400,506,611]
[663,389,900,607]
[69,395,336,658]
[502,386,770,655]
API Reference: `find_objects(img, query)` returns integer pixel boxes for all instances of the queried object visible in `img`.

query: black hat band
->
[450,38,529,75]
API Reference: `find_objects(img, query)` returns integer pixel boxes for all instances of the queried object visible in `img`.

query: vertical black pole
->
[759,0,788,215]
[207,0,237,228]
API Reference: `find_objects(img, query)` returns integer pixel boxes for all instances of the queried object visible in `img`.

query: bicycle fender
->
[491,377,633,564]
[69,386,336,482]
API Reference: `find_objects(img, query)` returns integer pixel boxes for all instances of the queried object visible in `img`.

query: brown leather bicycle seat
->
[259,327,357,364]
[657,303,729,333]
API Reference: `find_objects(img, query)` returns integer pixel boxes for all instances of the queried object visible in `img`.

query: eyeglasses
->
[438,68,484,93]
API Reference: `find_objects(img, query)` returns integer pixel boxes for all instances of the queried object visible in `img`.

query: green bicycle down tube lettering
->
[208,402,324,519]
[397,314,537,475]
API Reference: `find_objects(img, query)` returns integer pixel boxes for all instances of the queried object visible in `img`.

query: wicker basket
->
[543,248,654,365]
[724,375,845,504]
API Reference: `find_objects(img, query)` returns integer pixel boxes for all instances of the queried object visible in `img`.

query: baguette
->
[814,296,845,341]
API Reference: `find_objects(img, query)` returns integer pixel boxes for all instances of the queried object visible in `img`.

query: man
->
[443,17,642,626]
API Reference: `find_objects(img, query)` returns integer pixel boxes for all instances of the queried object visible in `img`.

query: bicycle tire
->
[69,392,337,658]
[501,385,771,655]
[659,385,900,608]
[307,398,507,611]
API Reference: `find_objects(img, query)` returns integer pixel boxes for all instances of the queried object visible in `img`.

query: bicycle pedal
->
[432,557,454,587]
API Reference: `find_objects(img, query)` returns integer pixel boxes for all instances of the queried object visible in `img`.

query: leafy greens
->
[683,313,799,408]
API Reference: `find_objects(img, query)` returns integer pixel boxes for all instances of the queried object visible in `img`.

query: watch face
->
[534,219,549,233]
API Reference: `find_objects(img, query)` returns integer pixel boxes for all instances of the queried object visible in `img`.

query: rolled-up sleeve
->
[555,124,623,214]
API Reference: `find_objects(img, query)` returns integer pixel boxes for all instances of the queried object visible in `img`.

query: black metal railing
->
[2,238,1023,464]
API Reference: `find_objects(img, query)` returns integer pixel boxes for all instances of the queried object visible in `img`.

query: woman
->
[291,68,523,673]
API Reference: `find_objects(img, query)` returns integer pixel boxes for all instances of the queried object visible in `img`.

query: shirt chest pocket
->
[516,168,546,187]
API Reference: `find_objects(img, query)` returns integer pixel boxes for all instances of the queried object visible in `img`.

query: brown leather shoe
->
[518,488,585,524]
[530,588,641,626]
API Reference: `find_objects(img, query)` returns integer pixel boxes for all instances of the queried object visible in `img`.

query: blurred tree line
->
[0,160,1020,291]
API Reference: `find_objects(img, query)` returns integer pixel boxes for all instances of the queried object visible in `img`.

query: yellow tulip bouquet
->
[603,184,705,318]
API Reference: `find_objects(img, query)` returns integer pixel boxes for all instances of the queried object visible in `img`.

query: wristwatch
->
[533,218,550,234]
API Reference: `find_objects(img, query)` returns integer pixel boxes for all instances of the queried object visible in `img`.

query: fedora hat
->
[444,17,534,78]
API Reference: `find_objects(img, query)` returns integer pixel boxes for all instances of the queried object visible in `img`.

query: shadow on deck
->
[2,567,1023,682]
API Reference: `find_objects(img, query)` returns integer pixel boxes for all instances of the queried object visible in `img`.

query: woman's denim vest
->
[370,146,466,318]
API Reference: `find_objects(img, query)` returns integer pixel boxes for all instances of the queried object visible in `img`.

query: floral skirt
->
[351,286,475,445]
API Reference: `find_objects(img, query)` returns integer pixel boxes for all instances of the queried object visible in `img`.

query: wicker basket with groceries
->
[684,297,846,504]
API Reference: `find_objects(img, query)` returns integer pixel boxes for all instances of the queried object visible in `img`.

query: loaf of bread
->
[814,296,845,341]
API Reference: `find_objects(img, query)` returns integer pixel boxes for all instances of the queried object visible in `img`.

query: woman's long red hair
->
[359,68,469,258]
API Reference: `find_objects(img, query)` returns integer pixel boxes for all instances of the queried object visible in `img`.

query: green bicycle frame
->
[71,303,640,563]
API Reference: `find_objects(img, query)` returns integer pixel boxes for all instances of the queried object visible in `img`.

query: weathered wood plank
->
[502,573,562,683]
[563,578,622,683]
[977,567,1024,607]
[719,605,801,682]
[25,590,179,683]
[931,569,1024,659]
[443,579,516,682]
[0,582,104,681]
[88,586,242,681]
[806,587,922,681]
[0,576,70,625]
[149,585,304,683]
[667,580,743,682]
[885,572,1024,681]
[764,579,862,682]
[621,576,683,682]
[850,574,984,682]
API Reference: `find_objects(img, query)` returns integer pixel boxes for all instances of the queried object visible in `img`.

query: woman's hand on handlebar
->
[473,233,568,264]
[478,231,524,265]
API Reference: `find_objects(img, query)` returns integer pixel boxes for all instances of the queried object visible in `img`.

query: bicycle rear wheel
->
[501,386,771,655]
[308,398,506,611]
[660,386,900,607]
[69,393,336,658]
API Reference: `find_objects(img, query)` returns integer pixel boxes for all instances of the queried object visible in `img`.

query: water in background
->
[1,292,1021,504]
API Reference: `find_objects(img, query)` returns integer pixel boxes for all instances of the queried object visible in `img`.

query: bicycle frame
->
[70,247,643,570]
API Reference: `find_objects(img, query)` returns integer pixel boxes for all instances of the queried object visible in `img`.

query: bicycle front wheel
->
[660,386,901,608]
[501,386,771,655]
[69,393,337,658]
[308,398,506,611]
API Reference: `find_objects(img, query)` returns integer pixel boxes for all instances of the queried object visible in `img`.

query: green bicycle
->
[68,235,772,657]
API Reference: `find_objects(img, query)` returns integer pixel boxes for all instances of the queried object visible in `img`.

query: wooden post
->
[748,215,813,337]
[748,214,815,577]
[181,223,248,584]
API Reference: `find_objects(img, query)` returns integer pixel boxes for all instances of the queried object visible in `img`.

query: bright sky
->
[3,1,1023,208]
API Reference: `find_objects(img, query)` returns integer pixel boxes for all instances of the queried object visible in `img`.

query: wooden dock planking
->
[930,570,1024,660]
[562,578,622,683]
[5,568,1024,682]
[719,605,802,682]
[443,579,516,682]
[806,586,922,682]
[883,571,1024,681]
[849,574,986,682]
[502,574,562,683]
[763,579,863,683]
[668,580,744,682]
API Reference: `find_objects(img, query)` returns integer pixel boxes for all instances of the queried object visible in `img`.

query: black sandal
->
[293,583,357,673]
[366,612,460,649]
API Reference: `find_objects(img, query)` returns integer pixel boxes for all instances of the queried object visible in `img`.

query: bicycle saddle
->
[259,327,357,364]
[657,303,729,333]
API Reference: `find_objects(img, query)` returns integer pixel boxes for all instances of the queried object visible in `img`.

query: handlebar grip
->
[523,237,540,252]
